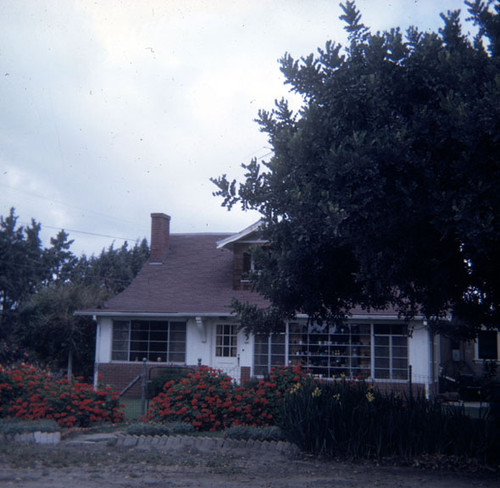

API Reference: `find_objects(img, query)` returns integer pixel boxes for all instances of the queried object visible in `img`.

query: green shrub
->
[147,367,194,399]
[168,421,195,435]
[0,418,60,435]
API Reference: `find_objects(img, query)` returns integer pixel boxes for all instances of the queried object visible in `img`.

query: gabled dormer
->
[216,221,266,290]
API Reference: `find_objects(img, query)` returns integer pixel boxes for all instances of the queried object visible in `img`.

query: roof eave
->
[216,220,264,250]
[76,311,429,322]
[74,311,237,318]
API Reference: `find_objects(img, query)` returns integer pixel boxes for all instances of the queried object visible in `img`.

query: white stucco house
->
[77,212,444,397]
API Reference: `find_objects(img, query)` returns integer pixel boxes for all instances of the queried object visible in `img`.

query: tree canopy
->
[18,282,108,379]
[0,207,150,376]
[0,208,46,343]
[212,1,500,338]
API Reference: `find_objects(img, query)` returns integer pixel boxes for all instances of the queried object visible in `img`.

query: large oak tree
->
[213,1,499,338]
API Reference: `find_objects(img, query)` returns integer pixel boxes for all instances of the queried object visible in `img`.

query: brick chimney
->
[150,213,171,262]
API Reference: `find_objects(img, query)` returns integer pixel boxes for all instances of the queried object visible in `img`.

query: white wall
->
[185,318,254,381]
[408,323,433,388]
[238,330,253,369]
[185,317,210,366]
[95,316,434,387]
[95,317,113,363]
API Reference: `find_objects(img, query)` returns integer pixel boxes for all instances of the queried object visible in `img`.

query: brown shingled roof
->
[91,233,269,316]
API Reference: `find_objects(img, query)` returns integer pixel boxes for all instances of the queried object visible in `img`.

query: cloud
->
[0,0,473,255]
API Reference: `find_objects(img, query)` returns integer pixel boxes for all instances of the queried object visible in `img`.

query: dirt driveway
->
[0,436,498,488]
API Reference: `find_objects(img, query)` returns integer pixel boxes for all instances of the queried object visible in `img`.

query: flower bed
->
[0,363,123,427]
[146,365,305,431]
[146,365,497,464]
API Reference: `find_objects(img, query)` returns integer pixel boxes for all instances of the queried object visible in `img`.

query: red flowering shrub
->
[0,363,123,427]
[146,364,306,431]
[257,364,307,418]
[146,366,236,431]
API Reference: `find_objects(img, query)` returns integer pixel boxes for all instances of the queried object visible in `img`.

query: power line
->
[32,223,141,243]
[0,183,143,227]
[242,146,274,161]
[0,256,146,287]
[13,220,144,245]
[1,143,272,248]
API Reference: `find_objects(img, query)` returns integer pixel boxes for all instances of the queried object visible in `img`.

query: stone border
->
[115,434,300,456]
[3,430,300,456]
[1,431,61,445]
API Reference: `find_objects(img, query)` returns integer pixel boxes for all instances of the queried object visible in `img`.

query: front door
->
[213,324,240,380]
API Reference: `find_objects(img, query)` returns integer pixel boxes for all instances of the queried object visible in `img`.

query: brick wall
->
[374,381,426,397]
[98,361,429,399]
[240,366,251,382]
[97,362,195,398]
[150,213,170,262]
[97,363,145,397]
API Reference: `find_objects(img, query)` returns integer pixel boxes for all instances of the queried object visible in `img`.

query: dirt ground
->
[0,437,498,488]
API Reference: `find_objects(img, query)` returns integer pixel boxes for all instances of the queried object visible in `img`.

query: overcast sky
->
[1,0,470,256]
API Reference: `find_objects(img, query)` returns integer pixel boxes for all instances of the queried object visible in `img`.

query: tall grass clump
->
[278,378,496,464]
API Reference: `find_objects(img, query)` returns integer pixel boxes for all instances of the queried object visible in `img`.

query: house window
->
[254,322,409,381]
[242,252,252,279]
[242,250,262,280]
[112,320,186,363]
[374,324,408,380]
[288,322,372,379]
[477,331,498,360]
[216,324,237,357]
[254,333,286,375]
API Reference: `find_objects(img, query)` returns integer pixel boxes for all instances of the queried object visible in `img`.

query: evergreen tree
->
[0,207,150,375]
[18,283,107,378]
[0,209,46,353]
[212,1,499,338]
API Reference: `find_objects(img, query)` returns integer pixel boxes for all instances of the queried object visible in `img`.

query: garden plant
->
[278,377,498,464]
[0,362,123,427]
[147,364,497,465]
[146,364,305,431]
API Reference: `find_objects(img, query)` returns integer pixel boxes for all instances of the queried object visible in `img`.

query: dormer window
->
[242,251,260,281]
[215,220,267,290]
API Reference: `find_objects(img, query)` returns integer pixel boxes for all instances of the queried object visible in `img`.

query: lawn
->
[120,397,145,421]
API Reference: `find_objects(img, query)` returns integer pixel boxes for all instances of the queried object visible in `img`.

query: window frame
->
[241,251,261,282]
[111,319,186,363]
[253,322,409,381]
[254,332,286,375]
[215,324,238,358]
[373,324,409,381]
[475,330,499,362]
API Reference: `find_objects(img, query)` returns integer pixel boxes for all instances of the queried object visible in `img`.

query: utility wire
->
[0,183,142,227]
[24,223,141,243]
[0,257,145,287]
